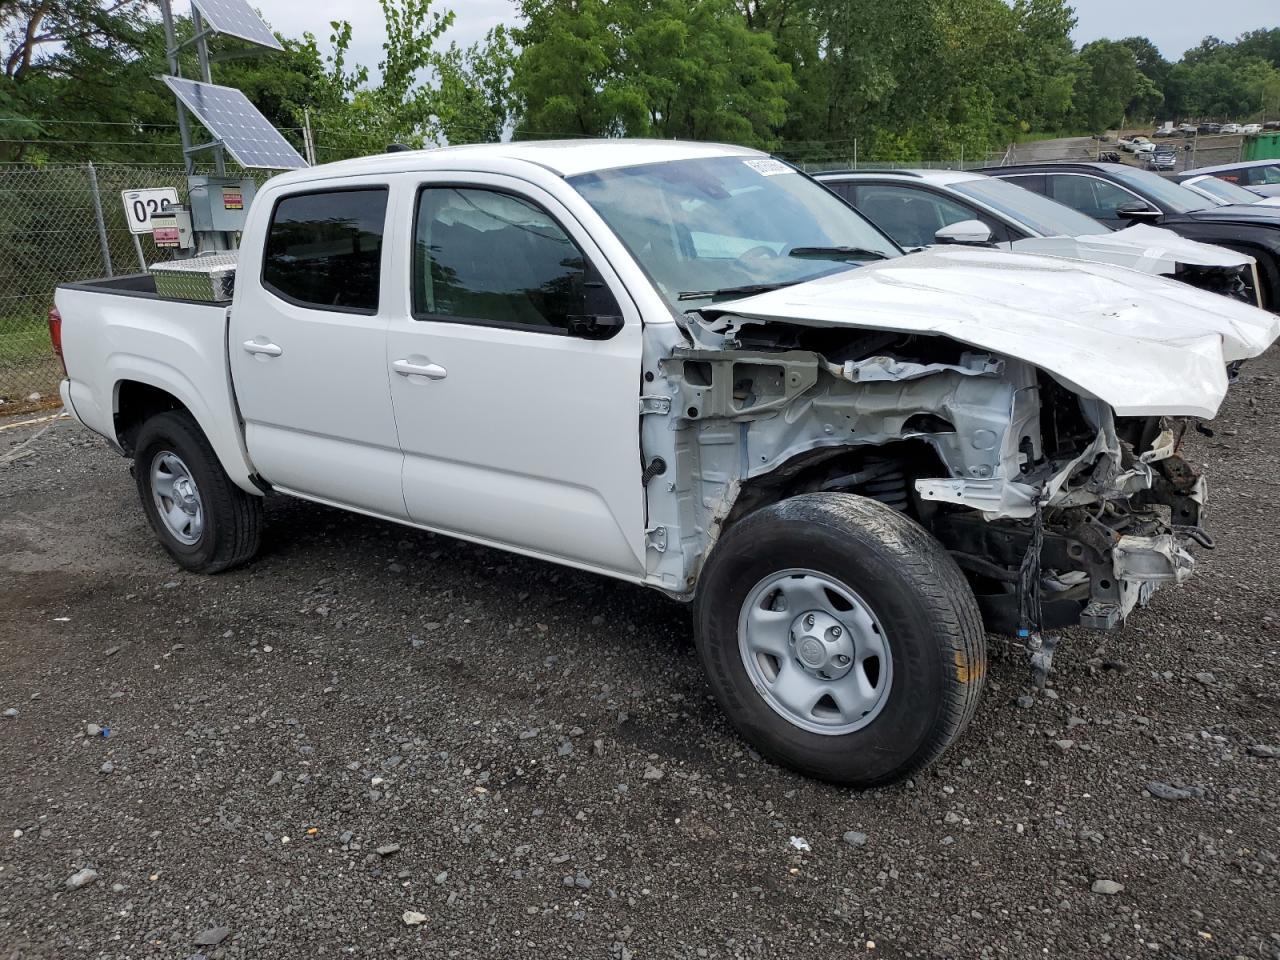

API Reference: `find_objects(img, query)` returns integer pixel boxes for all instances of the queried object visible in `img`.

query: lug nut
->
[804,614,815,628]
[836,655,850,665]
[831,626,842,639]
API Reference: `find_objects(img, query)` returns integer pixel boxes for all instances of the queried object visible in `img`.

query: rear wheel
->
[134,411,262,573]
[694,493,986,786]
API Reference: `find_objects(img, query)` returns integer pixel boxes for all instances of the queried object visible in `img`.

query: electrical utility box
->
[150,205,195,251]
[187,176,258,234]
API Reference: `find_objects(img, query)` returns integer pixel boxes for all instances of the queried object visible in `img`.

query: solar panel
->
[162,76,307,170]
[190,0,283,51]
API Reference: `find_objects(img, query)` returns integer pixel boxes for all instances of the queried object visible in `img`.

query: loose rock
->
[193,926,230,946]
[65,868,99,890]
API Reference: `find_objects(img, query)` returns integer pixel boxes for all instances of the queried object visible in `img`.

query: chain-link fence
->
[0,163,270,415]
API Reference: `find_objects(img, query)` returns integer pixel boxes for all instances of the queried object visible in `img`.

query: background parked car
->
[1179,159,1280,198]
[1175,173,1280,208]
[1198,122,1223,134]
[1147,147,1177,171]
[979,161,1280,310]
[1220,123,1241,134]
[1242,123,1263,135]
[817,169,1261,307]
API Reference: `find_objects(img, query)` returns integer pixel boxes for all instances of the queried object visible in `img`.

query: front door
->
[384,175,647,577]
[229,181,407,518]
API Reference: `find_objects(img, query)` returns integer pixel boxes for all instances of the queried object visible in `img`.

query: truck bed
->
[59,272,224,306]
[54,274,258,493]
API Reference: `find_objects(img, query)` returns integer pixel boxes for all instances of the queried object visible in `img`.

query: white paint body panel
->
[381,172,646,577]
[228,172,406,518]
[1011,223,1253,273]
[713,247,1280,419]
[53,285,258,493]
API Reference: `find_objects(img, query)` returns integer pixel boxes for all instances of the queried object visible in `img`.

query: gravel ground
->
[1,355,1278,960]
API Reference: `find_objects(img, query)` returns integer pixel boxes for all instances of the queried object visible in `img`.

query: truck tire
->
[694,493,986,787]
[133,410,263,573]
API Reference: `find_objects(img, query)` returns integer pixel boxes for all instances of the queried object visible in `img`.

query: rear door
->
[383,174,647,577]
[230,180,408,518]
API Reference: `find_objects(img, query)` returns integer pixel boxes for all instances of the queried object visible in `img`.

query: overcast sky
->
[249,0,1278,83]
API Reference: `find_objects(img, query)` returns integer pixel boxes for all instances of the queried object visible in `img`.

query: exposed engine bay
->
[641,315,1211,650]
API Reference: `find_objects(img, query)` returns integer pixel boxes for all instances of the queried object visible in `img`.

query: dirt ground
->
[1,353,1278,960]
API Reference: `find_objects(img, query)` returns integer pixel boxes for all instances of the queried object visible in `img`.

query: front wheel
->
[694,493,986,787]
[134,410,263,573]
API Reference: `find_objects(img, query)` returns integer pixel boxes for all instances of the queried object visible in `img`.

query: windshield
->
[1103,165,1216,213]
[949,176,1110,237]
[567,156,900,310]
[1186,175,1261,205]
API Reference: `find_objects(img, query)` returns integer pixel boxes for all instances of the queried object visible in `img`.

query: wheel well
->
[114,381,187,455]
[721,440,951,532]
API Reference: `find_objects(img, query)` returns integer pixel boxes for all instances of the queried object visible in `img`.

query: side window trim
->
[409,183,620,338]
[260,185,390,316]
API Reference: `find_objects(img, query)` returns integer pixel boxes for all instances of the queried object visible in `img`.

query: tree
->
[511,0,793,147]
[1073,39,1155,131]
[431,25,517,145]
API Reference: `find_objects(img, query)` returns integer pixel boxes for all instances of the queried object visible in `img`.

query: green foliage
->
[1073,39,1158,131]
[511,0,794,147]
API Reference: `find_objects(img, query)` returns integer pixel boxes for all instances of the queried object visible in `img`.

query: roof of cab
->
[266,138,765,186]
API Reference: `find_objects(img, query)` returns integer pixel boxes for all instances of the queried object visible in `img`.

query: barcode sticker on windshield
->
[743,158,794,177]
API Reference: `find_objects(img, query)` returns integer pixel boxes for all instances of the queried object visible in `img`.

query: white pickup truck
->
[53,140,1279,786]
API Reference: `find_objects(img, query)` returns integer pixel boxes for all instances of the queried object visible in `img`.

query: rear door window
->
[262,188,389,313]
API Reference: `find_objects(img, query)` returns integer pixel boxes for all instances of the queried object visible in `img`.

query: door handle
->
[391,358,447,380]
[243,339,283,358]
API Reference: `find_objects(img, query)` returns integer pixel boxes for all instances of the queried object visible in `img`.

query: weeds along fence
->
[0,163,268,414]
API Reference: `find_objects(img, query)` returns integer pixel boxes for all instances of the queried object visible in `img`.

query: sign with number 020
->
[121,188,180,235]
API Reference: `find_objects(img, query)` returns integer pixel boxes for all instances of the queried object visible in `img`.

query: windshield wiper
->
[676,281,796,302]
[787,245,889,261]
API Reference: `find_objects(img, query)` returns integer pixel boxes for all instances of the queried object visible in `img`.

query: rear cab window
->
[262,187,389,313]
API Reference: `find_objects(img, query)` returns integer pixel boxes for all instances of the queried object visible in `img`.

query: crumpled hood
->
[705,247,1280,419]
[1013,223,1252,271]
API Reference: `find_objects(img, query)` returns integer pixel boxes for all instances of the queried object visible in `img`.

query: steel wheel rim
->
[737,568,893,736]
[150,451,204,545]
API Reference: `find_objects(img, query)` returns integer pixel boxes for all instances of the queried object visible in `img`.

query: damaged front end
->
[644,314,1214,649]
[921,384,1208,635]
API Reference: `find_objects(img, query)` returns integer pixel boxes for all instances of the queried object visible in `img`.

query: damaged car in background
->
[53,141,1280,788]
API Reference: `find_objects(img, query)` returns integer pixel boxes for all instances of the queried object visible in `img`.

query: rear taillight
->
[48,304,67,376]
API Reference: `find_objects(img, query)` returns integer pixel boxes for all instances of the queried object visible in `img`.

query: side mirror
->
[934,219,993,245]
[570,259,624,339]
[1115,201,1161,223]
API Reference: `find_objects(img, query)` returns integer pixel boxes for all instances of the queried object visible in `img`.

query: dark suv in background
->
[979,161,1280,310]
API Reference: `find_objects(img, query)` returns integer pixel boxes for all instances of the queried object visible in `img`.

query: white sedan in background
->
[1176,173,1280,209]
[817,168,1263,307]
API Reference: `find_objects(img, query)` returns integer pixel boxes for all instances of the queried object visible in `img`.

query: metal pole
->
[303,108,317,165]
[191,7,227,178]
[132,233,147,272]
[86,163,114,278]
[159,0,195,176]
[853,138,858,169]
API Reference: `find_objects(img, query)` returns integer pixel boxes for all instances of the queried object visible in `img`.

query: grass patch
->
[0,312,60,401]
[0,312,53,364]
